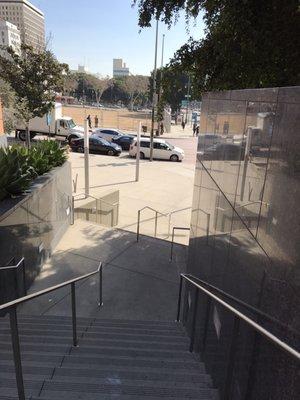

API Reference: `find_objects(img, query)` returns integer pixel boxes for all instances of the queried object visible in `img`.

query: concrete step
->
[54,365,211,385]
[83,331,188,343]
[70,344,193,360]
[63,353,200,371]
[41,380,217,399]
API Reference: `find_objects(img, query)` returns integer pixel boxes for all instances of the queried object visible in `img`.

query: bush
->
[0,140,68,201]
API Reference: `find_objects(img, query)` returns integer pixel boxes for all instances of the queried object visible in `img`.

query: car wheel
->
[18,130,27,141]
[68,135,78,144]
[139,152,145,159]
[107,149,114,156]
[77,146,84,153]
[170,154,179,162]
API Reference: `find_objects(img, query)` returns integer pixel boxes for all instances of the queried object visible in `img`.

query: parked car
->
[199,143,245,160]
[70,136,122,156]
[129,138,184,162]
[112,135,135,150]
[93,128,126,142]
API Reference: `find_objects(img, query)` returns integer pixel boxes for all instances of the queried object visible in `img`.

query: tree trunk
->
[25,123,30,149]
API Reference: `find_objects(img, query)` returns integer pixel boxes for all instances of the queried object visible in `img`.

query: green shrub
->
[0,140,68,201]
[0,147,36,200]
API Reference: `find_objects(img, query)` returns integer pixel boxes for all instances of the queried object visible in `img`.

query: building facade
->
[186,86,300,399]
[0,0,45,50]
[0,18,21,56]
[113,58,130,77]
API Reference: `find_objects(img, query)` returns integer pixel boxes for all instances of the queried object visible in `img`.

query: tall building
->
[113,58,130,77]
[0,18,21,56]
[0,0,45,50]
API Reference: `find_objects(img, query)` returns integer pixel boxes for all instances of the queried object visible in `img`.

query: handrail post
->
[223,316,240,400]
[154,211,158,237]
[22,259,27,296]
[176,275,183,322]
[206,213,210,244]
[71,196,75,225]
[202,297,211,352]
[137,210,140,242]
[98,265,103,306]
[170,228,175,261]
[9,306,25,400]
[71,282,77,347]
[189,287,199,352]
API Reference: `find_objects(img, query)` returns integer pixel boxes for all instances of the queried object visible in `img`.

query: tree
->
[119,75,150,110]
[0,45,68,147]
[133,0,300,91]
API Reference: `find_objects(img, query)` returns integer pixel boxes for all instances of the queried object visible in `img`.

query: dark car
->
[70,136,122,156]
[199,143,245,161]
[111,135,134,150]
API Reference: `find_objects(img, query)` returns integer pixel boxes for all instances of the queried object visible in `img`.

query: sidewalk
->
[20,220,187,320]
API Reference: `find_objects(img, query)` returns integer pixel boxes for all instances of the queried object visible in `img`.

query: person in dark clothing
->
[181,120,186,130]
[87,114,92,129]
[193,122,197,136]
[94,115,99,128]
[160,122,164,135]
[196,125,200,136]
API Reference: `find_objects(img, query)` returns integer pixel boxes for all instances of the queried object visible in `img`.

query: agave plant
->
[0,147,37,201]
[0,140,68,201]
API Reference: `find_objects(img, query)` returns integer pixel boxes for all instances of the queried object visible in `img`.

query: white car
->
[93,128,125,142]
[129,138,184,162]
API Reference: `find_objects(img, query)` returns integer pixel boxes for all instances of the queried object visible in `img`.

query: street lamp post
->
[150,19,159,162]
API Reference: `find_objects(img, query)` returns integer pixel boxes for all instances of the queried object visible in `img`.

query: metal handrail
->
[0,258,27,297]
[0,261,103,400]
[176,273,300,400]
[136,206,168,242]
[184,274,299,338]
[170,227,191,261]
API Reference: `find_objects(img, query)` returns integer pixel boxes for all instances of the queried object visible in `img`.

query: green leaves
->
[0,45,68,140]
[0,141,67,201]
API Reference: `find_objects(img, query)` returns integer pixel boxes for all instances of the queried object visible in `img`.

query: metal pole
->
[22,259,26,296]
[170,228,175,261]
[9,307,25,400]
[150,19,159,161]
[240,127,252,201]
[189,287,199,352]
[176,275,183,322]
[98,266,103,306]
[202,297,212,352]
[206,213,210,245]
[71,283,77,347]
[154,211,158,237]
[137,210,140,242]
[223,316,240,400]
[84,119,89,198]
[185,75,191,124]
[135,121,141,181]
[71,196,75,225]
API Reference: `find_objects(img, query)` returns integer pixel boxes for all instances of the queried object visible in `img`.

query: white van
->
[129,138,184,162]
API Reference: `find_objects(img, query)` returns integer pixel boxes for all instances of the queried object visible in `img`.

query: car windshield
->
[94,137,110,145]
[67,119,76,129]
[166,142,174,150]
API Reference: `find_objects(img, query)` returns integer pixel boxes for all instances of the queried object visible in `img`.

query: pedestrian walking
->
[94,115,99,128]
[193,122,197,136]
[181,120,186,130]
[87,114,92,129]
[196,125,200,136]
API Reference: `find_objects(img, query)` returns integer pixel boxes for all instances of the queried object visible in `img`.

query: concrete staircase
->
[0,315,218,399]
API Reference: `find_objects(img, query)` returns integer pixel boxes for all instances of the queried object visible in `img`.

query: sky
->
[34,0,205,77]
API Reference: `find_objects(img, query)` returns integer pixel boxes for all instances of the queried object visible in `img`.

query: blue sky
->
[34,0,204,77]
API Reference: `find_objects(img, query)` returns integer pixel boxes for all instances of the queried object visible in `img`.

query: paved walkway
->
[71,137,197,245]
[20,220,187,320]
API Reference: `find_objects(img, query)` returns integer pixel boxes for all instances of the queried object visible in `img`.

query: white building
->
[0,0,45,50]
[0,18,21,56]
[113,58,130,77]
